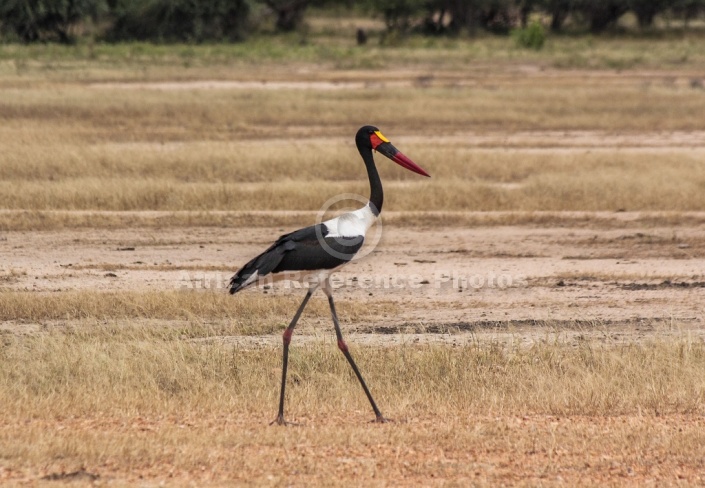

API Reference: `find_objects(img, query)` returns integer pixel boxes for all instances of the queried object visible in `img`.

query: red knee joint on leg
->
[283,328,293,345]
[337,339,348,353]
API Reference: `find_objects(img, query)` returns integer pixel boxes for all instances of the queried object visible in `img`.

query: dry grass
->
[3,209,705,232]
[8,323,702,418]
[1,141,705,213]
[0,290,396,327]
[3,82,705,142]
[1,172,703,212]
[2,46,705,220]
[1,323,705,484]
[0,209,322,231]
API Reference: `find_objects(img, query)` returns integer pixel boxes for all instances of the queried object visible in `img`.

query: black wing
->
[229,224,364,294]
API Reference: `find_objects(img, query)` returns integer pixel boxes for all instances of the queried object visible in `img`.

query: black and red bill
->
[390,150,430,177]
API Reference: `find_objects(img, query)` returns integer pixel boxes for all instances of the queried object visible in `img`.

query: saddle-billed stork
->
[229,125,430,425]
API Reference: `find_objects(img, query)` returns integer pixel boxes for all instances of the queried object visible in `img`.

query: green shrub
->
[512,21,546,50]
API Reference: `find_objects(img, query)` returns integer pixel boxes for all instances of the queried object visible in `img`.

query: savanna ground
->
[2,20,705,485]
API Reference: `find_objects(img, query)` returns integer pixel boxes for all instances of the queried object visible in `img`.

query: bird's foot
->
[270,415,299,426]
[372,415,392,424]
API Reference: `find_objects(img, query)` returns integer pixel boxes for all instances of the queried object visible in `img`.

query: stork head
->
[356,125,430,177]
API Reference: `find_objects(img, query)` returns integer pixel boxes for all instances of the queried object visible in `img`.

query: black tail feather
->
[228,241,291,294]
[228,271,252,294]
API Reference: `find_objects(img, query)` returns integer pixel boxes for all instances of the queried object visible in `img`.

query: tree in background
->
[0,0,106,43]
[261,0,352,32]
[477,0,519,33]
[517,0,536,27]
[574,0,629,33]
[671,0,705,27]
[425,0,468,34]
[261,0,309,32]
[364,0,427,33]
[416,0,520,35]
[107,0,250,42]
[537,0,573,32]
[628,0,670,27]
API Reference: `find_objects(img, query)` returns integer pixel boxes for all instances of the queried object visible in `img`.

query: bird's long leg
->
[273,287,316,426]
[325,290,388,423]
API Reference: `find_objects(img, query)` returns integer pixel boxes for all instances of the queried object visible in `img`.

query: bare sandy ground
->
[3,211,703,345]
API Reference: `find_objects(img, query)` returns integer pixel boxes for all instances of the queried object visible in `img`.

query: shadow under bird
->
[229,125,430,425]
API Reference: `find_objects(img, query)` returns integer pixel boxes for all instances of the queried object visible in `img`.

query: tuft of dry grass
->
[0,268,26,283]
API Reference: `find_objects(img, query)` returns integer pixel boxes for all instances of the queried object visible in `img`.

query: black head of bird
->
[355,125,431,178]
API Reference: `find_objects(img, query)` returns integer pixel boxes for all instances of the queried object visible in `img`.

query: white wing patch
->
[240,270,259,288]
[323,204,377,238]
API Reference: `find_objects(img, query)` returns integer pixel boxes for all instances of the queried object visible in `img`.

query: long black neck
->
[360,147,383,216]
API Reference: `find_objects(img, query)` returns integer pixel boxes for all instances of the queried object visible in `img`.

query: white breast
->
[323,204,377,238]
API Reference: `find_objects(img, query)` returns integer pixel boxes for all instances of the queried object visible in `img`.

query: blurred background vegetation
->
[0,0,704,45]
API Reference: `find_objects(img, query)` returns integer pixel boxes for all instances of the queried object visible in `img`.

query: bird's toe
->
[270,415,300,427]
[373,415,392,424]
